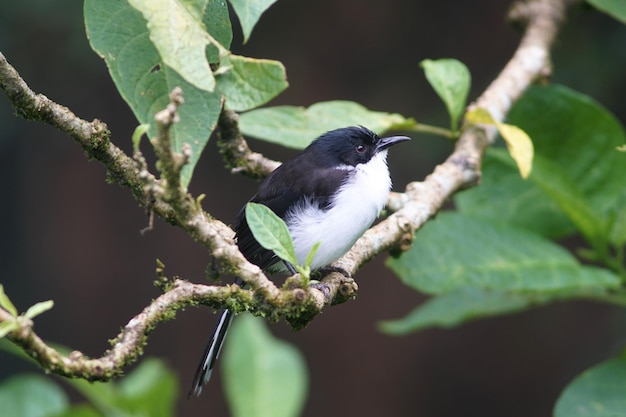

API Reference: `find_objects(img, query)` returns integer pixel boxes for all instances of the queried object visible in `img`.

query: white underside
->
[285,151,391,270]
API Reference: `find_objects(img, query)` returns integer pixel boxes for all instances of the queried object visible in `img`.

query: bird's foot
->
[315,265,352,279]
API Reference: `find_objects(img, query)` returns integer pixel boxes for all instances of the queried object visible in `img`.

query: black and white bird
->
[190,126,410,396]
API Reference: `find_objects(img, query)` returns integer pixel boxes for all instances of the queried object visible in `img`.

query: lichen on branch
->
[0,0,571,382]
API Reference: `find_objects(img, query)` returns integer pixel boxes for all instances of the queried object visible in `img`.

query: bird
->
[189,126,410,396]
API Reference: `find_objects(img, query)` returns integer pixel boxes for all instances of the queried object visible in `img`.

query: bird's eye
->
[356,144,366,153]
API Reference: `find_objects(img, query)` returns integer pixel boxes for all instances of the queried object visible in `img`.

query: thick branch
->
[5,278,321,380]
[0,0,571,381]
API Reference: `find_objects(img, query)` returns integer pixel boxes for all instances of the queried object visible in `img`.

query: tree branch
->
[217,109,281,178]
[6,278,287,380]
[0,51,282,300]
[0,0,572,381]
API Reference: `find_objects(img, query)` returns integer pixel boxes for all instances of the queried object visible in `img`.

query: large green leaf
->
[489,149,607,247]
[84,0,226,186]
[421,58,471,130]
[85,0,288,184]
[57,405,102,417]
[387,212,620,295]
[554,357,626,417]
[239,100,410,149]
[456,151,572,237]
[0,374,69,417]
[67,358,177,417]
[378,287,548,335]
[115,359,178,417]
[456,84,626,239]
[127,0,221,92]
[223,314,308,417]
[229,0,278,42]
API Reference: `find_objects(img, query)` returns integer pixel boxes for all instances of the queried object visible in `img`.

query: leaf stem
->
[402,122,459,140]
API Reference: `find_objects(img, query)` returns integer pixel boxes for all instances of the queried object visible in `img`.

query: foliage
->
[383,83,626,415]
[239,100,412,149]
[1,0,625,416]
[554,356,626,417]
[587,0,626,23]
[0,353,178,417]
[420,58,471,131]
[223,315,308,417]
[0,284,53,338]
[83,0,287,186]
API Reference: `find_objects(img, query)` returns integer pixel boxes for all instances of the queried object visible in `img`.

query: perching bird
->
[189,126,410,396]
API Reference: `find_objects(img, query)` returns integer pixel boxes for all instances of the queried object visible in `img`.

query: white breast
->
[286,150,391,270]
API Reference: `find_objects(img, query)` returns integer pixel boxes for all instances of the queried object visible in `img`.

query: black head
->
[307,126,410,167]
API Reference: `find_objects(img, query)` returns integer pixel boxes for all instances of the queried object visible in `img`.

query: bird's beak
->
[376,135,411,152]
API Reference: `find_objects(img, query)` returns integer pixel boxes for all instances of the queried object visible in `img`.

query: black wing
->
[233,155,350,271]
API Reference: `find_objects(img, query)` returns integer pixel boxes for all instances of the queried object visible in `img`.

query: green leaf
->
[56,405,102,417]
[555,357,626,417]
[67,358,177,417]
[608,191,626,246]
[116,359,178,417]
[509,85,626,217]
[387,212,620,295]
[127,0,220,92]
[229,0,278,43]
[223,314,308,417]
[245,203,298,266]
[239,100,410,149]
[201,0,234,63]
[378,287,548,335]
[485,149,607,250]
[62,380,118,416]
[0,321,19,338]
[522,153,607,247]
[0,284,17,317]
[23,300,54,320]
[217,54,288,112]
[456,150,570,237]
[305,242,321,270]
[84,0,226,186]
[420,58,471,130]
[456,84,626,239]
[587,0,626,23]
[0,374,69,417]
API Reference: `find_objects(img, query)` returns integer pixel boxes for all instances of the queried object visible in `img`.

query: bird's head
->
[309,126,410,168]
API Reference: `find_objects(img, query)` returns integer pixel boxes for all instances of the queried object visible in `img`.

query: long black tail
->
[188,308,235,397]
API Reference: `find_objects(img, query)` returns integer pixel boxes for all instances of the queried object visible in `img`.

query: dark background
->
[1,1,626,416]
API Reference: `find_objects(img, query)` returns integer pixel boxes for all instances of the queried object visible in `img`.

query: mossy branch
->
[0,0,570,382]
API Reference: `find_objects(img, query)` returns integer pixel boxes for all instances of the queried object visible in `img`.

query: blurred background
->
[1,1,626,416]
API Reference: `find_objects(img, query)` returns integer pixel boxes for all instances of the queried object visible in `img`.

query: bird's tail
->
[188,308,235,397]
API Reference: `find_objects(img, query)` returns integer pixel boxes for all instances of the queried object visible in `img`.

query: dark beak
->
[376,135,411,152]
